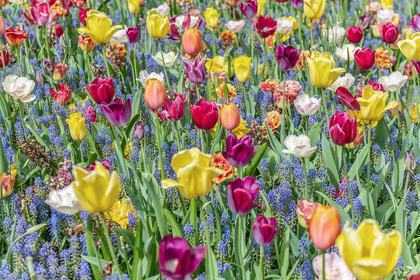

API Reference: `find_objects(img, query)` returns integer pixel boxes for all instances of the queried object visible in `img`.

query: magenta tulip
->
[359,15,373,29]
[354,47,375,71]
[335,87,360,111]
[86,77,115,104]
[222,134,256,167]
[238,0,258,19]
[189,99,219,130]
[329,111,357,146]
[100,98,132,127]
[412,60,420,74]
[380,22,399,44]
[181,56,206,84]
[253,215,278,245]
[256,16,277,38]
[357,81,384,94]
[127,26,140,43]
[227,177,262,215]
[408,14,420,32]
[158,93,188,122]
[275,44,301,72]
[346,25,363,43]
[24,2,58,26]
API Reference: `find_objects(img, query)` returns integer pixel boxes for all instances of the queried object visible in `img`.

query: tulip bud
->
[404,153,416,172]
[126,26,140,44]
[408,274,420,280]
[227,177,262,215]
[86,77,115,104]
[346,25,363,43]
[78,35,95,52]
[329,111,357,146]
[0,49,9,68]
[190,99,219,130]
[308,205,341,251]
[51,63,69,82]
[0,173,14,197]
[296,199,319,228]
[253,215,278,245]
[53,24,64,38]
[0,16,6,35]
[182,28,203,57]
[220,103,240,131]
[144,78,166,110]
[66,112,86,141]
[133,121,145,139]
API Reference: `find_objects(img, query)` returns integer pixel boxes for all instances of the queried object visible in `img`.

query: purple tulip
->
[275,44,301,72]
[181,56,206,84]
[222,134,256,167]
[359,15,373,29]
[227,177,263,215]
[159,235,206,280]
[127,26,140,43]
[100,98,132,127]
[133,121,145,139]
[291,0,303,9]
[238,0,258,19]
[413,60,420,74]
[408,14,420,32]
[252,215,278,245]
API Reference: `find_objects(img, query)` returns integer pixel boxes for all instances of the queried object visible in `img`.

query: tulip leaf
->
[81,256,109,270]
[280,227,290,278]
[360,189,375,219]
[375,119,389,150]
[308,121,322,147]
[244,143,267,177]
[163,209,183,238]
[264,122,284,158]
[316,191,351,222]
[121,113,140,153]
[115,228,135,251]
[347,144,369,180]
[0,136,8,173]
[376,201,394,227]
[321,134,339,187]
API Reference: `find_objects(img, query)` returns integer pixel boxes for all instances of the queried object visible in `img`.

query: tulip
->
[377,71,408,92]
[0,173,14,197]
[88,160,111,172]
[335,44,359,62]
[256,0,266,17]
[377,9,394,24]
[101,98,132,127]
[276,18,293,35]
[336,219,402,280]
[133,121,145,139]
[380,22,398,44]
[159,235,206,280]
[232,55,251,83]
[24,2,58,26]
[71,0,87,8]
[307,52,345,88]
[146,10,170,39]
[158,94,187,122]
[126,26,140,43]
[226,0,240,5]
[238,0,258,18]
[294,94,321,116]
[357,81,385,94]
[181,56,206,84]
[253,215,278,245]
[161,148,224,199]
[78,35,95,51]
[0,49,9,68]
[144,78,166,111]
[296,199,319,228]
[227,177,262,215]
[359,15,373,29]
[404,152,416,172]
[182,28,203,56]
[397,32,420,61]
[45,185,83,215]
[110,30,128,44]
[226,20,246,33]
[326,25,346,44]
[5,26,28,46]
[50,84,72,105]
[312,253,355,280]
[329,111,357,146]
[275,44,301,71]
[274,80,301,108]
[409,275,420,280]
[345,131,364,149]
[335,87,360,111]
[86,77,115,104]
[346,25,363,43]
[205,56,232,74]
[222,134,256,167]
[51,62,69,82]
[380,0,393,9]
[308,205,341,250]
[78,10,121,44]
[66,112,86,141]
[220,103,241,131]
[190,99,219,130]
[138,70,165,87]
[328,73,355,92]
[357,85,397,121]
[152,51,178,67]
[203,7,219,29]
[152,3,170,16]
[303,0,326,20]
[71,162,121,213]
[127,0,141,14]
[354,47,375,70]
[413,60,420,74]
[79,7,90,26]
[0,0,7,8]
[0,16,5,35]
[282,134,317,158]
[291,0,303,8]
[256,15,277,38]
[408,14,420,32]
[53,24,64,38]
[3,75,36,102]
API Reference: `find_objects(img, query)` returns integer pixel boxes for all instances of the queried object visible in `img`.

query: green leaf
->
[81,255,109,270]
[308,121,322,147]
[244,144,267,176]
[321,134,339,187]
[316,191,351,222]
[375,119,389,150]
[264,122,284,158]
[163,209,183,237]
[115,228,135,250]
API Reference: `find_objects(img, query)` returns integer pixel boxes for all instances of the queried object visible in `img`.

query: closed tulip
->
[78,35,95,51]
[0,16,6,35]
[294,94,321,116]
[66,112,86,141]
[308,205,341,251]
[346,25,363,43]
[357,85,397,121]
[101,98,132,127]
[397,32,420,60]
[303,0,326,20]
[380,0,393,9]
[253,215,278,245]
[380,22,399,44]
[50,84,72,105]
[354,47,375,70]
[408,274,420,280]
[161,148,224,199]
[144,78,166,110]
[329,111,357,146]
[146,10,170,39]
[182,28,203,56]
[127,0,141,14]
[307,52,345,88]
[336,219,402,280]
[227,177,262,215]
[86,77,115,104]
[232,55,251,83]
[0,173,14,197]
[126,26,140,43]
[238,0,258,18]
[296,199,319,228]
[51,62,68,82]
[78,10,121,44]
[220,103,241,131]
[222,134,256,167]
[190,99,219,130]
[71,162,121,213]
[335,87,360,111]
[158,93,187,122]
[181,56,206,84]
[203,7,219,29]
[275,44,301,71]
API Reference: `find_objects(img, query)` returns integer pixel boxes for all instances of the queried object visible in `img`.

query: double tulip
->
[275,44,301,72]
[227,177,262,215]
[307,52,345,88]
[158,94,187,122]
[303,0,326,20]
[354,47,375,71]
[181,56,206,84]
[232,55,252,83]
[101,98,132,127]
[50,84,72,105]
[329,111,357,146]
[146,10,170,39]
[296,199,319,228]
[78,10,121,44]
[308,205,341,250]
[66,112,86,141]
[222,133,256,167]
[86,77,115,104]
[190,99,219,130]
[357,85,397,122]
[5,26,28,46]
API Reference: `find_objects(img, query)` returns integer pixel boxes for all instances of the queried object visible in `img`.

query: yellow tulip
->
[397,32,420,61]
[66,112,86,141]
[72,162,121,213]
[161,148,224,199]
[256,0,266,17]
[205,56,233,75]
[233,55,252,83]
[356,85,397,122]
[307,52,345,88]
[336,219,402,280]
[146,10,170,39]
[78,10,121,45]
[380,0,393,9]
[127,0,141,14]
[232,117,250,139]
[304,0,326,20]
[203,7,219,29]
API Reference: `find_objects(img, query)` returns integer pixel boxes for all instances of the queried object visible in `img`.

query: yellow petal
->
[357,219,383,257]
[335,224,363,270]
[352,258,387,280]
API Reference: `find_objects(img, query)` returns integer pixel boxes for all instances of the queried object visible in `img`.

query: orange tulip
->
[0,17,5,35]
[220,103,240,131]
[144,78,166,110]
[182,28,203,57]
[308,205,341,250]
[0,0,8,8]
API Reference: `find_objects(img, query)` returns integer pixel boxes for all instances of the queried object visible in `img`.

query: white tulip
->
[45,185,83,215]
[294,94,321,116]
[175,15,200,29]
[276,18,294,35]
[109,29,128,43]
[226,20,245,33]
[378,71,408,92]
[326,25,346,44]
[335,44,359,62]
[376,9,394,24]
[138,70,165,87]
[3,75,36,102]
[153,3,170,16]
[328,73,355,91]
[152,51,178,67]
[283,135,317,158]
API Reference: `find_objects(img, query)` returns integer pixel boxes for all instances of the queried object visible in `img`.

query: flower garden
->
[0,0,419,279]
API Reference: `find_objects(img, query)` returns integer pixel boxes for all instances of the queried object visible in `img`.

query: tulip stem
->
[155,111,166,206]
[100,213,123,280]
[236,215,247,279]
[259,245,264,280]
[322,250,326,280]
[343,149,355,222]
[159,39,172,92]
[0,39,6,77]
[320,88,330,125]
[173,121,181,151]
[302,158,308,199]
[101,44,111,77]
[366,121,372,189]
[18,101,27,139]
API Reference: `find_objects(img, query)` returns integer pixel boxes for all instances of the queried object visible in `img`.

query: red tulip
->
[346,25,363,43]
[189,99,219,130]
[50,84,72,105]
[308,205,341,251]
[408,274,420,280]
[86,77,115,104]
[227,177,262,215]
[380,22,399,44]
[79,8,90,26]
[256,16,277,38]
[158,93,187,122]
[5,27,28,47]
[329,111,357,146]
[357,81,384,94]
[53,24,64,38]
[335,87,360,111]
[354,47,375,71]
[0,49,9,68]
[253,215,278,245]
